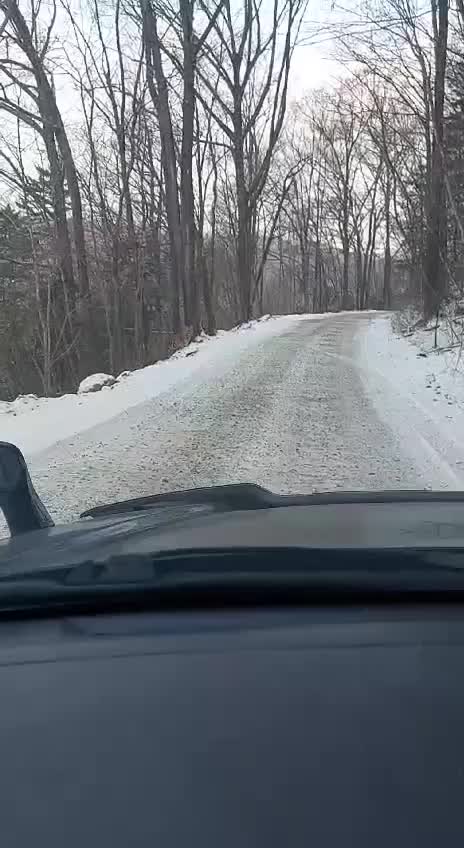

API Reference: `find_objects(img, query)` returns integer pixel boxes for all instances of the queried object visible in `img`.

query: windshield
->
[0,0,460,528]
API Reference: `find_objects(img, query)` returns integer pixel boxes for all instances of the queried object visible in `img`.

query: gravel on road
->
[28,312,451,525]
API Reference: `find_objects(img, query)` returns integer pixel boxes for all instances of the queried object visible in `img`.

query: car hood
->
[2,497,464,573]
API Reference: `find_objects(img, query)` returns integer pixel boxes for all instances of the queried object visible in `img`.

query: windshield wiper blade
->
[80,483,280,517]
[81,485,464,519]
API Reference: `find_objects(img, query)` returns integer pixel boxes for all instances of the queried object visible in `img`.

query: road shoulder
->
[356,314,464,489]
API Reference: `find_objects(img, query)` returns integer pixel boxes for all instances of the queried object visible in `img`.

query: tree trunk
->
[54,121,90,297]
[180,0,199,334]
[235,152,252,321]
[43,127,75,304]
[7,0,90,298]
[383,172,392,309]
[424,0,449,318]
[301,244,310,312]
[342,187,350,309]
[142,0,184,333]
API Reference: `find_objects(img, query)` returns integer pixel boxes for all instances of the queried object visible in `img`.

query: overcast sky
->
[290,0,345,95]
[1,0,347,178]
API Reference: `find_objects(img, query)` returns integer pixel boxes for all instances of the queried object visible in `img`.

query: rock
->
[417,351,427,358]
[78,373,117,394]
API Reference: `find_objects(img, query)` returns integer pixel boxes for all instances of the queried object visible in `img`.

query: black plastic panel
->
[1,604,464,847]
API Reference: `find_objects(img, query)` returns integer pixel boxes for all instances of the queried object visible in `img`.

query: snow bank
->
[394,304,464,358]
[357,313,464,488]
[0,314,321,460]
[78,373,117,393]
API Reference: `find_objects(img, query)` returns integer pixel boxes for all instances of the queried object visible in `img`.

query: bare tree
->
[196,0,307,320]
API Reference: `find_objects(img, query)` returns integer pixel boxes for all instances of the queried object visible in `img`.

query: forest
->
[0,0,460,398]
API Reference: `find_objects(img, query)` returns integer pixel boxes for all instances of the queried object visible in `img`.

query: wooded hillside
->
[0,0,460,398]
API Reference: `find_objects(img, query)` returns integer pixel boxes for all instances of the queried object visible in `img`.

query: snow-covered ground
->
[357,314,464,488]
[0,314,317,458]
[3,309,464,529]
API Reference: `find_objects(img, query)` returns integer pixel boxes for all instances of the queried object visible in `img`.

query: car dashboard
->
[1,602,464,847]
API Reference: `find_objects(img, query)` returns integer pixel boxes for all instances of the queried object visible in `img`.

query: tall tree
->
[197,0,307,320]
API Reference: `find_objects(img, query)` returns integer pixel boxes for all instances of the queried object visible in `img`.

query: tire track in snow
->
[28,313,438,525]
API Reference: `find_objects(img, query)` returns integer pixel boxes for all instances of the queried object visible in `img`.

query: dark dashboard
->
[2,442,464,845]
[1,603,464,847]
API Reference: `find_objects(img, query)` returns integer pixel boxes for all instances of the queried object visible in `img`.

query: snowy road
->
[27,312,464,525]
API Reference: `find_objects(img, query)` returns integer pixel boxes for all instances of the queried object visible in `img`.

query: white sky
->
[0,0,350,181]
[290,0,347,95]
[52,0,347,115]
[290,44,344,97]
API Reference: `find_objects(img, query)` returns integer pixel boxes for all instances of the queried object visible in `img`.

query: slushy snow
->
[0,314,323,459]
[3,310,464,532]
